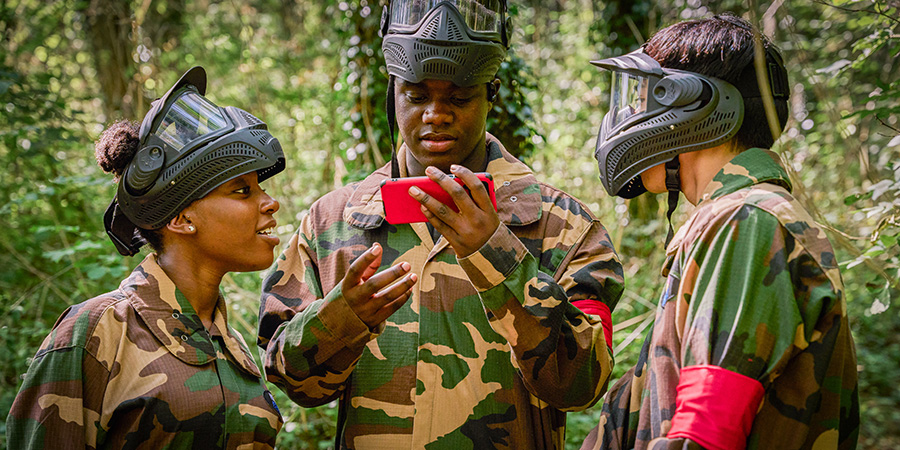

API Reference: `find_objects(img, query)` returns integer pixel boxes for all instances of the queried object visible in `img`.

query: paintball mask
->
[104,66,285,256]
[591,50,745,199]
[381,0,509,87]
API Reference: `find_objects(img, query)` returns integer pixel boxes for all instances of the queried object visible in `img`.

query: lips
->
[420,132,457,152]
[256,221,280,245]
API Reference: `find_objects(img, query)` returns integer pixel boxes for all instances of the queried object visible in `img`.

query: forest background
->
[2,0,898,448]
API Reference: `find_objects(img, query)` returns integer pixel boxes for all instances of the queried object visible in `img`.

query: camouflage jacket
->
[258,135,625,449]
[7,254,283,450]
[581,148,859,450]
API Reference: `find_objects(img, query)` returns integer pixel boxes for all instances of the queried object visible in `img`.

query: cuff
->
[571,300,612,349]
[457,223,528,292]
[317,283,380,350]
[667,365,765,450]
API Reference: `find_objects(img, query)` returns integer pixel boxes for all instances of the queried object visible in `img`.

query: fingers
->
[409,184,457,229]
[358,261,413,298]
[370,272,417,322]
[425,166,474,213]
[343,243,383,289]
[449,164,493,212]
[345,263,417,329]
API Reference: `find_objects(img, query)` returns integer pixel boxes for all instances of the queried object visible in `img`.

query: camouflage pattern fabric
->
[581,148,859,450]
[7,254,283,449]
[258,134,624,449]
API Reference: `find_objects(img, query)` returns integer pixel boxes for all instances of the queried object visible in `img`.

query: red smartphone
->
[380,172,497,224]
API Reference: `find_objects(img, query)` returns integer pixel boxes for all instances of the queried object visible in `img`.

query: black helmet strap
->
[664,156,681,248]
[386,75,400,179]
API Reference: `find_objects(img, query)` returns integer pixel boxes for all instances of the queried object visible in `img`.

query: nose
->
[261,192,280,214]
[422,100,453,126]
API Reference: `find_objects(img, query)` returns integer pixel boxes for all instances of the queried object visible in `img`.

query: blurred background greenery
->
[1,0,898,448]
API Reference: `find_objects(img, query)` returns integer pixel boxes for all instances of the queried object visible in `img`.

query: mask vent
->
[421,13,442,39]
[612,110,740,180]
[446,16,464,41]
[384,42,413,74]
[414,41,469,64]
[463,52,503,84]
[238,109,263,127]
[423,61,456,76]
[141,143,264,227]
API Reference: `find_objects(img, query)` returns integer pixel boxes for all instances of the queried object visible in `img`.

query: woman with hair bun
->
[6,67,417,449]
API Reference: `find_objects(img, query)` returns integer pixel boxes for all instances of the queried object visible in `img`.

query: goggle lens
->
[389,0,502,33]
[609,72,649,130]
[155,91,228,152]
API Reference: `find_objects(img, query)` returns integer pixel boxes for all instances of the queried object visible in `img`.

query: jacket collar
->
[664,148,794,257]
[696,148,793,207]
[122,254,261,377]
[343,133,543,229]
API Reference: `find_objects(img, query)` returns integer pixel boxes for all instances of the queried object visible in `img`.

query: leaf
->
[85,265,108,280]
[816,59,852,75]
[870,179,894,201]
[889,135,900,148]
[845,191,873,205]
[869,298,889,315]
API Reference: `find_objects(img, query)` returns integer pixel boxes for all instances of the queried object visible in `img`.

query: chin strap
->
[386,75,400,179]
[664,156,681,248]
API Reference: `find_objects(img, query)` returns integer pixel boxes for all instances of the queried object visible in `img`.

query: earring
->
[188,225,196,232]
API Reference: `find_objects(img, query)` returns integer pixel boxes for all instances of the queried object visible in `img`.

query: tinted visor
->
[608,71,649,131]
[389,0,502,33]
[154,90,228,152]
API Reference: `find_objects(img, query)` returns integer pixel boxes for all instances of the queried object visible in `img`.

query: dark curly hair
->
[643,13,789,151]
[95,120,164,251]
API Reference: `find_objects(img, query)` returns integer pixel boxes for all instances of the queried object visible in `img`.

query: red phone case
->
[380,173,496,224]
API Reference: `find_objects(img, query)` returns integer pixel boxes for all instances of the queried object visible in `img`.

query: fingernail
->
[426,166,437,175]
[409,273,418,282]
[371,243,381,254]
[401,262,410,271]
[409,186,421,196]
[450,164,460,172]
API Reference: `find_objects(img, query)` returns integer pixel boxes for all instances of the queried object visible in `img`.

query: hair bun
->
[95,119,140,179]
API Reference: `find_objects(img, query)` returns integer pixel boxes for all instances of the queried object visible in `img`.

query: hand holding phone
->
[380,172,496,225]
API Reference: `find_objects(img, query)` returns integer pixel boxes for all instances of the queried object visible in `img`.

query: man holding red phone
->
[258,1,624,448]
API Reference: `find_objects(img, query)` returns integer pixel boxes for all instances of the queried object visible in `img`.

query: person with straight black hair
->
[581,13,858,450]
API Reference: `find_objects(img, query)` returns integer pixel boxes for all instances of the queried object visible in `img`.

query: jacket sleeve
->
[7,331,106,449]
[258,216,378,407]
[457,218,624,411]
[648,205,843,450]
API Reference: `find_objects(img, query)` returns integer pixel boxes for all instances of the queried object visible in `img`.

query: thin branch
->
[812,0,900,25]
[876,117,900,134]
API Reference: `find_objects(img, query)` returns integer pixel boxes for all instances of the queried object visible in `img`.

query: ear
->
[165,211,196,235]
[487,78,501,102]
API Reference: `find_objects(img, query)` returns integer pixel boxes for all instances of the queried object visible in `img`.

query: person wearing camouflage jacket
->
[582,14,858,450]
[258,2,624,448]
[7,255,283,449]
[258,134,625,449]
[581,149,859,450]
[7,67,287,449]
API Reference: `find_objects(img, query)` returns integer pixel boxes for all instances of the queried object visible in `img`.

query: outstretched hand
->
[341,243,417,329]
[409,165,500,258]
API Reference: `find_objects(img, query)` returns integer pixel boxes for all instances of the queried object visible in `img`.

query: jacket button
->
[181,335,189,341]
[510,196,518,202]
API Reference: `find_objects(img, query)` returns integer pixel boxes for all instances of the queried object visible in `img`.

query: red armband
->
[667,365,765,450]
[571,300,612,349]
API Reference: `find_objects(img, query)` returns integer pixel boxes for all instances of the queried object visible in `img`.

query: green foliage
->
[2,0,899,449]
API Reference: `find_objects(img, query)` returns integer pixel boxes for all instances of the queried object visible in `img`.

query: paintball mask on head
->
[591,50,745,199]
[381,0,509,87]
[104,66,285,256]
[381,0,509,177]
